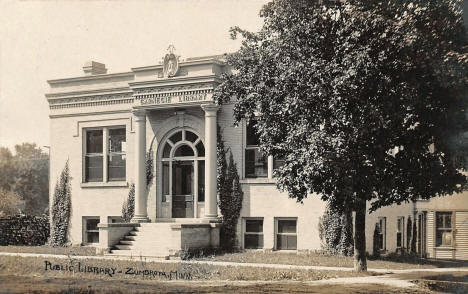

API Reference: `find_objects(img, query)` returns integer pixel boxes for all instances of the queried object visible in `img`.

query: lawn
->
[0,255,369,282]
[0,275,433,294]
[194,250,468,270]
[0,245,96,256]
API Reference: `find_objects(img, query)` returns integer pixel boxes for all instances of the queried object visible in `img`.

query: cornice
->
[129,74,222,89]
[130,57,225,72]
[46,87,132,99]
[49,109,131,118]
[49,97,134,110]
[47,72,134,85]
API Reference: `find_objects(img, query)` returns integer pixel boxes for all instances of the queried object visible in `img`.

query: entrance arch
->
[160,128,205,218]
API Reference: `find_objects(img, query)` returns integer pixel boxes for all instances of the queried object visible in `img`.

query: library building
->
[47,48,468,259]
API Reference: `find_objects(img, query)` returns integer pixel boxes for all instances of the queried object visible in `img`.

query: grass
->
[0,275,434,294]
[194,250,468,270]
[0,245,96,256]
[0,255,369,282]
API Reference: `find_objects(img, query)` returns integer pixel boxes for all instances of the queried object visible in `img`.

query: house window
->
[396,216,404,248]
[276,218,297,250]
[85,129,103,182]
[245,119,267,178]
[377,217,386,250]
[84,126,126,182]
[244,218,264,249]
[436,212,453,247]
[83,217,100,244]
[108,128,126,181]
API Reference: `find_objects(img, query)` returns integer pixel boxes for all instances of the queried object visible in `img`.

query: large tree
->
[0,144,49,215]
[215,0,468,271]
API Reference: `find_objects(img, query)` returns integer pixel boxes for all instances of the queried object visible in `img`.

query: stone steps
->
[107,223,176,258]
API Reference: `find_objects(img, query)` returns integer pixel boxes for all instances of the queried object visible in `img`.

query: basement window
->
[276,218,297,250]
[244,218,264,249]
[83,217,100,244]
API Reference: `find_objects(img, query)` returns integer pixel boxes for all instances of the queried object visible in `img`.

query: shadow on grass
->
[368,252,468,268]
[415,273,468,293]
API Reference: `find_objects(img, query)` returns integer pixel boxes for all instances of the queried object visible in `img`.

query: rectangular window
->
[276,218,297,250]
[83,217,100,244]
[378,217,386,250]
[244,218,264,249]
[85,130,103,182]
[84,127,126,183]
[245,119,267,178]
[436,212,452,247]
[108,128,126,181]
[396,216,404,248]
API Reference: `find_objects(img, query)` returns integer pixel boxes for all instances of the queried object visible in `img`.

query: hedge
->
[0,215,49,246]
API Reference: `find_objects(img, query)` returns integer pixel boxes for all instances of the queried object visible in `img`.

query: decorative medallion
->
[163,45,179,78]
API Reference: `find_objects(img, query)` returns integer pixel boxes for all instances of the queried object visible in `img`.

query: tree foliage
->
[0,188,23,217]
[214,0,468,271]
[49,160,71,246]
[0,144,49,215]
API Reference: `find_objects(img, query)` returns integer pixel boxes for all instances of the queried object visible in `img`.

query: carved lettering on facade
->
[139,93,208,106]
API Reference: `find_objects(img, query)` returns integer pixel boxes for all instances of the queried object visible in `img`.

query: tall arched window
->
[161,129,205,218]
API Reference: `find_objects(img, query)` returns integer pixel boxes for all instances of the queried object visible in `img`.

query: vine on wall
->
[217,125,243,250]
[49,160,71,246]
[318,204,354,256]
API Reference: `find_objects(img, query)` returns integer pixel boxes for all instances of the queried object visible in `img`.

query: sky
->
[0,0,267,153]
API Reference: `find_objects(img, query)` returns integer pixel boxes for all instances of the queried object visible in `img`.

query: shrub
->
[217,126,243,251]
[122,184,135,223]
[407,216,412,251]
[318,204,354,256]
[0,215,49,245]
[372,223,381,258]
[49,160,71,246]
[411,218,417,253]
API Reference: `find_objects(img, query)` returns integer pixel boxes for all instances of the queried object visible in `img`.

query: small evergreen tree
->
[122,184,135,223]
[411,219,417,254]
[372,223,381,258]
[49,160,71,246]
[407,217,412,251]
[218,149,243,250]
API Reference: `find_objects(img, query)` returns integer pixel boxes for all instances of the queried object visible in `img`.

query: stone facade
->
[47,53,327,255]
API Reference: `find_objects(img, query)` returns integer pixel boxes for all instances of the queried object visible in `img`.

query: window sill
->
[240,178,277,184]
[81,181,128,188]
[434,246,456,250]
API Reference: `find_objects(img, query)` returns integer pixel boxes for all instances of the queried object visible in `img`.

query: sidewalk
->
[1,251,468,274]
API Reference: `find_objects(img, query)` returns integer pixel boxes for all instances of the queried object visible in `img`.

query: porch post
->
[131,109,149,223]
[201,104,219,219]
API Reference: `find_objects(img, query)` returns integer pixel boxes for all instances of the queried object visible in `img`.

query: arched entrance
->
[160,128,205,218]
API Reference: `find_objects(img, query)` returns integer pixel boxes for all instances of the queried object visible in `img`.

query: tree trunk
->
[354,200,367,272]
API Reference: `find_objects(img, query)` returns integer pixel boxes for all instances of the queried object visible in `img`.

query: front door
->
[171,160,194,218]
